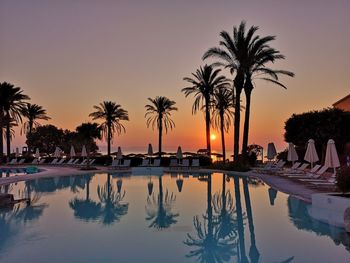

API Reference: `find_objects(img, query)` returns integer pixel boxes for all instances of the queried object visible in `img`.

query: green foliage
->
[76,122,102,154]
[336,167,350,193]
[284,108,350,158]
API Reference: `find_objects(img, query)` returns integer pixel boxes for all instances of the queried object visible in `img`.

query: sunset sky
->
[1,0,349,155]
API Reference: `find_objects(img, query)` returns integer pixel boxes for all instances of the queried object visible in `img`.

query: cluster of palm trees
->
[0,82,50,163]
[183,21,294,162]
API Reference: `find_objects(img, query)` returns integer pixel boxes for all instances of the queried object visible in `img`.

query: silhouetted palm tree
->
[21,103,50,154]
[183,65,229,156]
[0,82,29,161]
[203,22,249,161]
[211,88,234,163]
[241,32,294,159]
[145,96,177,158]
[89,101,129,156]
[145,176,179,229]
[184,174,237,262]
[76,122,102,168]
[97,174,128,225]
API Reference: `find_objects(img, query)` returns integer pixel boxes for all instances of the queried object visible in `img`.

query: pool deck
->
[0,165,332,203]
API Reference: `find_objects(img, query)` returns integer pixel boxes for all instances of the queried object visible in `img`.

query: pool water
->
[0,172,349,263]
[0,168,28,177]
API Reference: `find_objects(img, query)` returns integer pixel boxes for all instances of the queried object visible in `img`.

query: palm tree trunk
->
[242,88,252,160]
[234,87,242,161]
[27,123,33,155]
[220,110,226,163]
[158,114,163,158]
[205,97,211,156]
[107,123,111,156]
[0,126,3,163]
[6,115,11,162]
[207,174,213,239]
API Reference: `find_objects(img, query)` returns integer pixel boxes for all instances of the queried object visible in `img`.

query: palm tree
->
[76,122,102,168]
[89,101,129,157]
[211,87,234,163]
[21,103,50,154]
[0,82,29,161]
[183,65,229,156]
[145,96,177,158]
[241,31,294,159]
[203,22,250,161]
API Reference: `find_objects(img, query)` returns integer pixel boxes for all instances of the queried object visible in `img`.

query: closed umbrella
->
[304,139,319,168]
[70,145,76,158]
[15,148,19,158]
[148,144,153,165]
[116,146,123,164]
[81,145,87,158]
[324,139,340,175]
[267,143,277,161]
[287,143,298,164]
[177,146,183,163]
[176,178,184,192]
[54,147,61,158]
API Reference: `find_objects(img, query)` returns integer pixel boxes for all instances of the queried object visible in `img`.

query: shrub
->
[336,167,350,193]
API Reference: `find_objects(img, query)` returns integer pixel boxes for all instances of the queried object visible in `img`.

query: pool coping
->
[0,165,324,203]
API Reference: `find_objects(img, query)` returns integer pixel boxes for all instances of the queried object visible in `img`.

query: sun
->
[210,134,217,141]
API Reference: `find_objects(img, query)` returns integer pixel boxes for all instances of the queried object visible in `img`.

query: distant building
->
[333,94,350,111]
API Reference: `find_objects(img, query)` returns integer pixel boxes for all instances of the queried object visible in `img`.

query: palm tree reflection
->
[146,176,179,229]
[69,175,101,221]
[97,174,129,225]
[184,174,237,262]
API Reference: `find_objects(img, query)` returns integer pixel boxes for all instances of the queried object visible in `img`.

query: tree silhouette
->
[89,101,129,156]
[0,82,29,161]
[21,103,50,154]
[183,65,229,156]
[145,96,177,158]
[211,88,234,163]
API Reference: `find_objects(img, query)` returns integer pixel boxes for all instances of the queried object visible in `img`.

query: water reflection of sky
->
[0,172,349,263]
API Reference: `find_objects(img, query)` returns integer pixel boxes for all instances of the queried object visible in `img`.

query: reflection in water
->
[69,175,101,221]
[288,196,350,252]
[184,174,237,262]
[97,174,129,225]
[146,176,179,229]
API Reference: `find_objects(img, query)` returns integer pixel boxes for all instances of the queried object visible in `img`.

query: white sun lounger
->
[297,166,329,182]
[120,159,131,168]
[65,158,75,165]
[18,159,25,165]
[32,158,38,164]
[56,159,65,165]
[286,164,321,177]
[140,159,149,166]
[169,159,178,167]
[50,158,58,165]
[191,159,200,168]
[39,158,46,164]
[284,163,310,176]
[181,159,190,167]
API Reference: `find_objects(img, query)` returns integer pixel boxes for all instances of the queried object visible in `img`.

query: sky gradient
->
[1,0,349,155]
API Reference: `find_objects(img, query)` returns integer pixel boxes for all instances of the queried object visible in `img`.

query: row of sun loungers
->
[259,160,337,187]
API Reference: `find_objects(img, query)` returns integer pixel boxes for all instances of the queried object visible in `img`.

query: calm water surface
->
[0,172,349,263]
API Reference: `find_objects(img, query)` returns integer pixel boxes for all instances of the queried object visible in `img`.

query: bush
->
[209,161,250,172]
[336,167,350,193]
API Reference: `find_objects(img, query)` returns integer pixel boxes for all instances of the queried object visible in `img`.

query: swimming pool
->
[0,172,349,262]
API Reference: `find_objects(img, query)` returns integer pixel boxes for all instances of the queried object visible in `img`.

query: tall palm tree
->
[183,65,229,156]
[0,82,30,161]
[145,96,177,158]
[241,36,294,159]
[203,22,251,161]
[211,87,234,163]
[21,103,50,154]
[89,101,129,156]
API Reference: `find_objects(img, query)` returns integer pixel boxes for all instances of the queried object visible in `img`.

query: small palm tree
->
[211,87,234,163]
[145,96,177,158]
[0,82,30,161]
[183,65,229,155]
[89,101,129,157]
[21,103,50,154]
